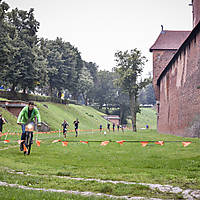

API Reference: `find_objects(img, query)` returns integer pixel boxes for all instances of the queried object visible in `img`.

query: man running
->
[99,124,102,133]
[73,118,79,137]
[107,123,110,132]
[0,114,6,136]
[17,101,41,151]
[62,120,69,138]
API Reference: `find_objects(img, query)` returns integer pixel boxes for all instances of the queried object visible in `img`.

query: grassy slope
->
[136,107,157,129]
[0,102,157,133]
[36,102,108,131]
[0,107,21,133]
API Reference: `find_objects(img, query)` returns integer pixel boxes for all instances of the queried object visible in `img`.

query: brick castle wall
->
[193,0,200,27]
[152,50,177,100]
[157,31,200,137]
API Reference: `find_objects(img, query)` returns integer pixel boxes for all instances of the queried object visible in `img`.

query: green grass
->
[1,102,156,134]
[0,102,110,135]
[0,107,21,133]
[32,103,109,131]
[0,102,199,199]
[136,107,157,129]
[0,186,110,200]
[0,129,199,199]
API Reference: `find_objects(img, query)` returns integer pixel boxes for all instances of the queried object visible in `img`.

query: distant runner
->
[0,114,6,135]
[61,120,69,138]
[99,124,102,133]
[73,119,79,137]
[107,123,110,132]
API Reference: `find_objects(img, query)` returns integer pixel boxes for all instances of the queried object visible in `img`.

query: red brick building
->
[0,100,27,117]
[103,115,120,125]
[150,0,200,137]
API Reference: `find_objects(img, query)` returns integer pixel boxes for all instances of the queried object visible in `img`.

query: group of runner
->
[100,123,124,133]
[61,119,79,138]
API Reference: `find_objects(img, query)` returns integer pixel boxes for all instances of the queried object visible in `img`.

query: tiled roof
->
[150,30,191,52]
[157,21,200,85]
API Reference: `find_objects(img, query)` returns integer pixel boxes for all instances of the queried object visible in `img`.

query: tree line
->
[0,1,98,100]
[0,1,155,131]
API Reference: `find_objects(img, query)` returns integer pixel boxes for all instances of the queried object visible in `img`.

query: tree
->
[0,1,13,88]
[81,61,98,105]
[114,49,149,132]
[145,83,156,105]
[41,38,83,99]
[115,90,130,125]
[78,66,94,105]
[138,83,156,105]
[0,7,42,93]
[90,70,118,111]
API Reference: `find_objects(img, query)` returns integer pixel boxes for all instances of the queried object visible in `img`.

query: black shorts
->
[63,129,67,134]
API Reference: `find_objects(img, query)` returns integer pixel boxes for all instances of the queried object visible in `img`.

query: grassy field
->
[0,129,199,199]
[0,103,199,199]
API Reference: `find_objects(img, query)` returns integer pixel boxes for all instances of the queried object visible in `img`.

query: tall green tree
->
[0,1,13,87]
[138,82,156,105]
[83,61,98,105]
[78,65,94,105]
[41,38,83,98]
[145,83,156,105]
[0,7,42,92]
[114,49,149,131]
[91,70,118,111]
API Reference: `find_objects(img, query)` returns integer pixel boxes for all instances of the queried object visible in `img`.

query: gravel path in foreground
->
[4,169,200,200]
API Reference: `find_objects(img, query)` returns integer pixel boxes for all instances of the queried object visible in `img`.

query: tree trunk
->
[11,83,16,92]
[120,104,126,125]
[72,93,78,101]
[82,93,88,106]
[129,92,137,132]
[49,83,53,97]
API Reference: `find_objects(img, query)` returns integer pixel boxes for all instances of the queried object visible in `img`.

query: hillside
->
[0,102,157,134]
[36,102,108,131]
[136,107,157,129]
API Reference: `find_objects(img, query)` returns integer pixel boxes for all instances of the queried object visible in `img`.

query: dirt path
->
[0,180,163,200]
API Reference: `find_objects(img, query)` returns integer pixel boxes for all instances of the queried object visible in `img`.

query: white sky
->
[5,0,192,77]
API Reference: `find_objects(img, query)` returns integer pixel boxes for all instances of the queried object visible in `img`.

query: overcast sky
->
[5,0,192,77]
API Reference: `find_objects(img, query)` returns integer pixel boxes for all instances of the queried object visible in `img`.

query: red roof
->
[150,30,191,52]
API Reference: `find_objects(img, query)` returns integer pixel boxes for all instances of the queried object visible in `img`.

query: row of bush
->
[0,90,77,105]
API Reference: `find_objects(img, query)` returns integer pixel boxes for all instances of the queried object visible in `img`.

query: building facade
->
[150,0,200,137]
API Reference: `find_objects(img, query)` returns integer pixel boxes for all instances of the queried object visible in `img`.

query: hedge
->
[0,90,77,105]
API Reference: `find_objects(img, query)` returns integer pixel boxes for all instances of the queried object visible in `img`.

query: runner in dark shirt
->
[117,124,120,132]
[0,114,6,134]
[100,124,102,133]
[62,120,69,138]
[73,119,79,137]
[113,123,115,132]
[107,123,110,132]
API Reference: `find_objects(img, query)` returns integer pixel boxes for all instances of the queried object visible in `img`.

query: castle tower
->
[149,30,190,100]
[192,0,200,27]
